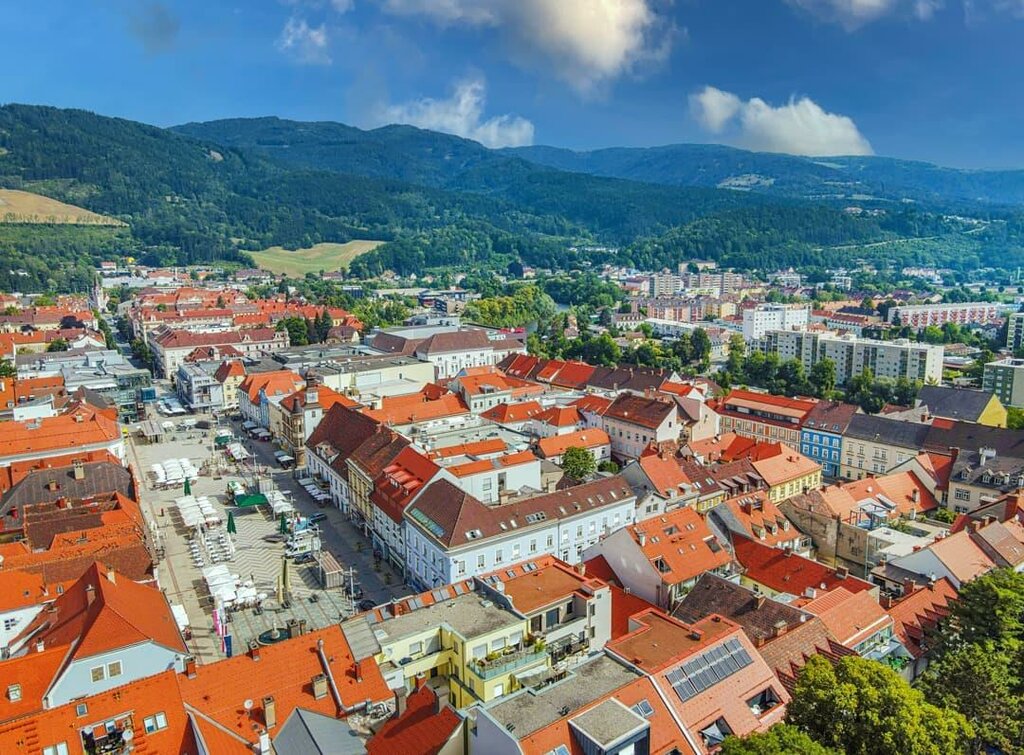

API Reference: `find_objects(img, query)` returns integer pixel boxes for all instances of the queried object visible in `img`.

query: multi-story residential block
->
[448,368,542,413]
[149,326,288,377]
[0,402,125,469]
[369,325,526,380]
[840,415,930,479]
[369,447,442,570]
[346,428,411,536]
[175,363,224,412]
[213,359,246,411]
[305,404,382,514]
[403,477,637,590]
[536,429,612,466]
[983,357,1024,408]
[758,330,943,385]
[711,389,816,450]
[602,393,681,461]
[1008,311,1024,351]
[315,355,436,403]
[801,401,860,478]
[741,303,809,341]
[650,271,683,296]
[886,301,1004,328]
[237,370,305,429]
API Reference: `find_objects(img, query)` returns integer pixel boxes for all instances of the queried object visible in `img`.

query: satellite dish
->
[122,730,134,742]
[243,699,254,711]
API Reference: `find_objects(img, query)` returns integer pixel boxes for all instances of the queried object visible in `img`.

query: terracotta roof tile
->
[536,430,610,460]
[367,685,461,755]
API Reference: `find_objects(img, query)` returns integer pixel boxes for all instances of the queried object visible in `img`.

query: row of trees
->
[274,309,334,347]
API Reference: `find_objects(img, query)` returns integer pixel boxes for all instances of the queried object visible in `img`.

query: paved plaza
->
[129,420,413,663]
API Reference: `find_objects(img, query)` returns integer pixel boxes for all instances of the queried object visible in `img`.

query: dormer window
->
[7,684,21,702]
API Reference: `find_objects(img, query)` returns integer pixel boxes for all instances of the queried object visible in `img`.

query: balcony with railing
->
[468,644,547,680]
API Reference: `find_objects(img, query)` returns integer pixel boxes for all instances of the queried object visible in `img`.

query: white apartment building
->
[886,301,1005,329]
[741,303,810,341]
[403,477,637,590]
[758,330,943,385]
[650,272,683,297]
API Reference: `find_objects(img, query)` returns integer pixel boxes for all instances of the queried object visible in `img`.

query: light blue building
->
[800,401,859,479]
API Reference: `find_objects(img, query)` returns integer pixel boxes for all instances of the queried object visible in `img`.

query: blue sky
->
[2,0,1023,167]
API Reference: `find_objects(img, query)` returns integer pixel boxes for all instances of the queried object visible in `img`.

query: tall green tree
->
[809,358,837,397]
[917,643,1024,754]
[561,447,597,481]
[788,655,972,755]
[721,725,836,755]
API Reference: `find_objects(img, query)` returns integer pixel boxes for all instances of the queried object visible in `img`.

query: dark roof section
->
[923,420,1024,458]
[1,461,134,520]
[802,401,859,434]
[844,414,931,449]
[406,476,635,549]
[917,385,996,423]
[672,573,809,645]
[415,329,492,355]
[305,404,380,461]
[604,393,677,429]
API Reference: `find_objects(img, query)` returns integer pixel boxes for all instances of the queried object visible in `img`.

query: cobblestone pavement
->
[129,418,412,663]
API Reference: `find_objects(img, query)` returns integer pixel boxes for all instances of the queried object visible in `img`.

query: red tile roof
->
[604,393,676,429]
[480,400,545,424]
[363,392,469,426]
[802,587,891,648]
[536,429,610,460]
[625,508,732,587]
[886,578,957,659]
[571,394,613,416]
[0,403,121,459]
[534,405,582,428]
[367,685,461,755]
[733,536,875,601]
[237,370,304,404]
[371,447,441,524]
[635,453,691,498]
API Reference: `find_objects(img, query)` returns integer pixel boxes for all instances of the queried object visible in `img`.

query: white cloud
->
[330,0,354,11]
[691,87,742,133]
[378,77,535,148]
[690,86,873,157]
[277,17,331,64]
[379,0,672,94]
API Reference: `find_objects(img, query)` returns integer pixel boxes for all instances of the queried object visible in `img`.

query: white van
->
[285,537,320,557]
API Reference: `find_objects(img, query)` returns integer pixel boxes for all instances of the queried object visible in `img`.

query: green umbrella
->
[279,513,288,534]
[183,477,191,496]
[226,511,237,535]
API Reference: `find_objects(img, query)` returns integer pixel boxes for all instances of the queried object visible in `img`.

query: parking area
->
[129,416,412,663]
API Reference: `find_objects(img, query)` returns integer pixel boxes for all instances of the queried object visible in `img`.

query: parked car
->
[262,533,288,543]
[357,599,377,612]
[292,552,316,565]
[308,513,327,524]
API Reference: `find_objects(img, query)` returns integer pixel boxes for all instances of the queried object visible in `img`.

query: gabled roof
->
[348,430,411,480]
[756,617,855,694]
[571,394,612,416]
[279,384,359,414]
[536,429,611,460]
[801,587,891,648]
[548,361,596,389]
[917,385,997,423]
[633,453,690,499]
[733,536,875,601]
[406,477,634,550]
[367,685,460,755]
[213,359,246,382]
[371,447,441,524]
[712,495,796,548]
[0,403,121,459]
[924,529,996,584]
[886,578,957,659]
[415,329,492,355]
[480,399,544,424]
[845,414,932,449]
[626,507,731,587]
[1,460,133,521]
[305,404,380,460]
[922,420,1024,458]
[13,563,185,663]
[672,574,809,646]
[178,625,391,747]
[802,401,859,434]
[362,392,469,426]
[750,449,820,487]
[604,393,676,429]
[534,405,582,428]
[237,370,304,404]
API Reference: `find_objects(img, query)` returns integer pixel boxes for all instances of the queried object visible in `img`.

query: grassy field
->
[249,240,384,275]
[0,189,123,225]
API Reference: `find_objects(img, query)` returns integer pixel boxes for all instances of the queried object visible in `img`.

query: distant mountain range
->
[0,105,1022,293]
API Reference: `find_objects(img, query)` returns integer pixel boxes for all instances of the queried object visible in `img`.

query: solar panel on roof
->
[453,583,466,595]
[670,638,754,705]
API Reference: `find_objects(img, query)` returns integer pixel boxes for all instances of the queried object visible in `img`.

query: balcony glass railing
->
[469,647,547,680]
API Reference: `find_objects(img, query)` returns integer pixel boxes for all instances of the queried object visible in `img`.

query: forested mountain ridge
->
[0,104,1022,292]
[509,143,1024,206]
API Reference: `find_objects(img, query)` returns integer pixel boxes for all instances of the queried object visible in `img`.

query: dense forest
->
[2,105,1024,292]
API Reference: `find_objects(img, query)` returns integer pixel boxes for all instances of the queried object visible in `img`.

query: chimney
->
[312,674,328,700]
[105,569,115,585]
[46,479,58,492]
[782,547,792,558]
[756,595,767,609]
[395,688,409,716]
[688,629,703,641]
[262,696,277,729]
[185,656,197,679]
[546,479,557,493]
[911,489,920,503]
[85,584,96,606]
[772,620,789,638]
[903,578,917,594]
[576,562,587,577]
[638,532,647,546]
[73,461,85,481]
[249,639,261,661]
